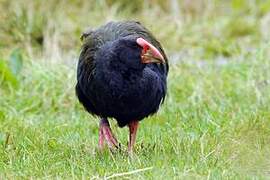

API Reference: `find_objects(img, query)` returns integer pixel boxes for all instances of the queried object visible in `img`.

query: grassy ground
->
[1,0,270,179]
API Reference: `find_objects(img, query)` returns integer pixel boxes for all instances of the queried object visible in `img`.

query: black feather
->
[76,21,169,127]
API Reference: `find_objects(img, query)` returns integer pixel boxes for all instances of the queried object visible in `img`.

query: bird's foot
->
[99,118,119,150]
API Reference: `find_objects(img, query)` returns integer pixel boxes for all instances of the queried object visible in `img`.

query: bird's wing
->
[77,29,99,89]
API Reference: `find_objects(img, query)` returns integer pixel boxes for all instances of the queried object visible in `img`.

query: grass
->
[1,0,270,179]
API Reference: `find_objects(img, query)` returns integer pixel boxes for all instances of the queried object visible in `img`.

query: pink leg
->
[128,120,139,152]
[99,118,119,149]
[98,123,105,150]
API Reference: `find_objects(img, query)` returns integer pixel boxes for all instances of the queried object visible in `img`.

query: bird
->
[76,21,169,152]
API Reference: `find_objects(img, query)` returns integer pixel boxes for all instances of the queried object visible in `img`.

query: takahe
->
[76,21,168,152]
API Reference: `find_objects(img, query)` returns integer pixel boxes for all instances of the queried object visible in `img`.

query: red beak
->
[136,37,165,64]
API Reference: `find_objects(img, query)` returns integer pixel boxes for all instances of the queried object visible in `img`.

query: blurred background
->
[1,0,270,63]
[1,0,270,178]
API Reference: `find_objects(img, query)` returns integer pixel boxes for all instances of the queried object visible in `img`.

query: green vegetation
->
[1,0,270,179]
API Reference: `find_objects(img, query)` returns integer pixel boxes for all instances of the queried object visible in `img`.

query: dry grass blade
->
[104,167,153,179]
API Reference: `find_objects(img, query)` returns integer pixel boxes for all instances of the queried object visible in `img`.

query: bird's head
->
[136,37,165,64]
[105,36,165,69]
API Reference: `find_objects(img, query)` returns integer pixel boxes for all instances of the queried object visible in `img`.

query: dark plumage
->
[76,21,168,151]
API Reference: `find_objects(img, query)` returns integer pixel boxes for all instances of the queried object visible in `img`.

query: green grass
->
[1,0,270,179]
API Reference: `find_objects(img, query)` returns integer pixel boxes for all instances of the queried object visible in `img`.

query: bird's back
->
[82,21,168,66]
